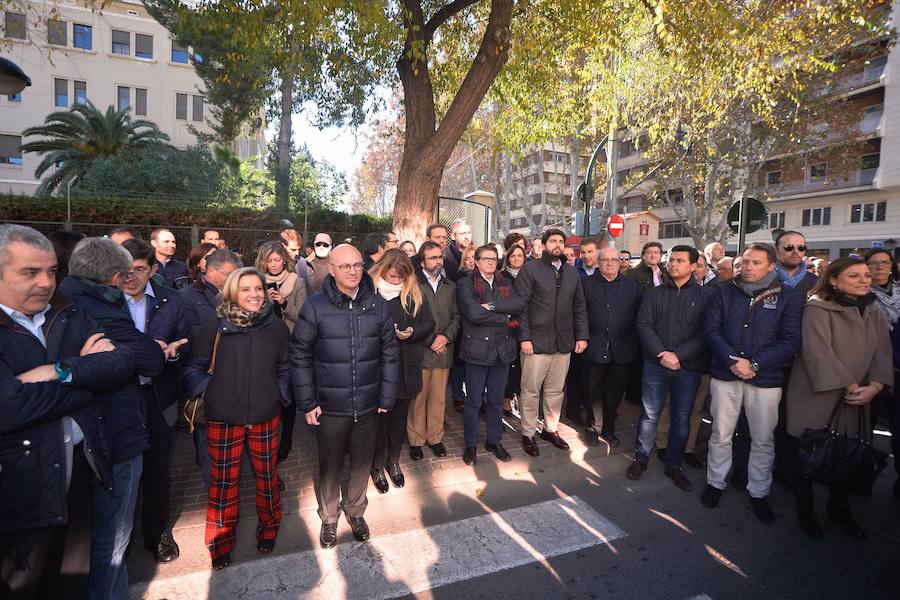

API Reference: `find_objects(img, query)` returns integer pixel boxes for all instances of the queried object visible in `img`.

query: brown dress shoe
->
[522,435,540,456]
[626,459,647,480]
[539,430,570,450]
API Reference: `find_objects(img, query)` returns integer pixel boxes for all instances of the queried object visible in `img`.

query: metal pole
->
[737,197,749,254]
[65,177,75,231]
[581,134,610,238]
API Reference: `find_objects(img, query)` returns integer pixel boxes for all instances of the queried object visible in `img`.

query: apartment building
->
[498,142,587,236]
[572,3,898,259]
[0,0,265,194]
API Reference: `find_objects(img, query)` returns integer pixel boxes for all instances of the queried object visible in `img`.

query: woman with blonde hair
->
[461,244,477,274]
[368,249,435,492]
[182,267,291,570]
[255,241,307,461]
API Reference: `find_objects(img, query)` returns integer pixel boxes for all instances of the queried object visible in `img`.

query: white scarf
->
[376,279,403,301]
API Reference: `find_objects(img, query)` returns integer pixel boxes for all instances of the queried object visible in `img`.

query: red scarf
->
[472,269,519,332]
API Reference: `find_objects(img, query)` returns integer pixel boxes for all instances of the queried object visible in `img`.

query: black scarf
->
[833,292,876,316]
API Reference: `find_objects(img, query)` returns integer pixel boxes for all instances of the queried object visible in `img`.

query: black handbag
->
[798,399,888,494]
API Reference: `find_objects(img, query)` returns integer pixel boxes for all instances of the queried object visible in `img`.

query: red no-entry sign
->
[608,215,625,237]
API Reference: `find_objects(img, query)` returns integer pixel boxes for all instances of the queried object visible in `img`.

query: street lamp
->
[0,57,31,95]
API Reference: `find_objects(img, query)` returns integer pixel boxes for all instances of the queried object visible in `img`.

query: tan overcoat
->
[786,296,893,437]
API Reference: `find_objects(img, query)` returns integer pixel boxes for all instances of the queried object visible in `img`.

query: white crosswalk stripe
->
[132,495,627,599]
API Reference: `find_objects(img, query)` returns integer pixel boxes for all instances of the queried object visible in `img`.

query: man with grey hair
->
[59,237,166,599]
[0,225,134,598]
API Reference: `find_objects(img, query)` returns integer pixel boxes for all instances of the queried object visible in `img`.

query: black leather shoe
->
[371,468,389,494]
[522,435,540,457]
[146,532,180,563]
[320,523,338,549]
[701,485,722,508]
[429,442,447,457]
[626,459,647,480]
[257,539,275,553]
[346,515,370,542]
[585,429,599,447]
[387,463,405,488]
[485,443,511,462]
[826,502,865,539]
[212,552,231,571]
[750,497,775,524]
[600,432,620,448]
[539,430,570,450]
[409,445,424,460]
[797,507,824,540]
[463,446,477,465]
[664,465,693,491]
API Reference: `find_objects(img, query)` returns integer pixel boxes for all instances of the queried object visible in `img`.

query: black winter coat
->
[59,277,165,463]
[0,294,135,534]
[637,278,713,372]
[154,257,189,289]
[385,294,435,400]
[582,273,643,365]
[182,305,291,425]
[144,281,190,412]
[290,274,399,418]
[626,260,670,292]
[456,271,527,366]
[178,280,220,339]
[513,254,589,354]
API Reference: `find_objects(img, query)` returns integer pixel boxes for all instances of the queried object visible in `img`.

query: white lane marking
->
[686,595,714,600]
[132,495,626,600]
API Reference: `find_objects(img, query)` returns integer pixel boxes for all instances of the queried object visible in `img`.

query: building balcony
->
[835,64,886,94]
[767,168,878,198]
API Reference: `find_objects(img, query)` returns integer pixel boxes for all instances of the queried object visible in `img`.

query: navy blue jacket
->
[290,274,399,418]
[144,281,190,411]
[704,278,802,387]
[637,278,713,372]
[179,279,220,339]
[456,271,527,366]
[582,272,643,365]
[154,257,189,289]
[59,277,165,463]
[0,294,134,534]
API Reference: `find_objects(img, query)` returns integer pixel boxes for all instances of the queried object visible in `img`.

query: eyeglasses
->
[476,256,497,263]
[868,260,892,268]
[619,257,630,261]
[126,266,150,276]
[424,255,444,261]
[315,242,331,248]
[335,263,364,273]
[782,244,807,252]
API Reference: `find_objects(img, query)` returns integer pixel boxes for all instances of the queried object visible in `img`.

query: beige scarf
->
[266,269,297,298]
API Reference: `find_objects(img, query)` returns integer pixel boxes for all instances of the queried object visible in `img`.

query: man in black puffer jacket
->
[59,238,166,600]
[290,244,399,550]
[628,245,713,493]
[0,225,134,599]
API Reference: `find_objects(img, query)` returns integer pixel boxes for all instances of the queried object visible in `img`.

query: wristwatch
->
[749,359,760,372]
[54,361,73,382]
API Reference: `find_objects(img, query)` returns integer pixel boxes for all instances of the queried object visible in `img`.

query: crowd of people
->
[1,217,898,598]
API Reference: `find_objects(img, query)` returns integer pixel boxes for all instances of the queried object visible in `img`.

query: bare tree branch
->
[423,0,481,43]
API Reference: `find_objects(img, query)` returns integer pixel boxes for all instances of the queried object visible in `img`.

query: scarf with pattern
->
[871,279,900,324]
[217,298,271,328]
[472,269,518,333]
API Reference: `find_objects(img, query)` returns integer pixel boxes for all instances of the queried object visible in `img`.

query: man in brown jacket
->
[409,241,461,459]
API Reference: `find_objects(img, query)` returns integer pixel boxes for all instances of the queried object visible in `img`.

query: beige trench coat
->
[786,296,893,437]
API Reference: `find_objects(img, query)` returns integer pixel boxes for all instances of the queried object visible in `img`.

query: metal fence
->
[436,196,493,246]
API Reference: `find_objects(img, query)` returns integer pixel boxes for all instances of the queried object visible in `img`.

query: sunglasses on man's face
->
[315,242,331,248]
[782,245,807,252]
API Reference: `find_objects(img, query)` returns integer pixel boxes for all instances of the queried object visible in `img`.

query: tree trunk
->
[275,34,295,215]
[392,0,514,244]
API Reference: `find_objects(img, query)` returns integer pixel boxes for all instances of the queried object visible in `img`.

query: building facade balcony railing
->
[835,65,886,93]
[767,167,878,197]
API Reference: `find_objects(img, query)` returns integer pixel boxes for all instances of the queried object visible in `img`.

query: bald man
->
[715,257,735,283]
[290,244,399,549]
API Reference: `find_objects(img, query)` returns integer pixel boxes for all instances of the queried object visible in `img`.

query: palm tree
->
[21,102,170,195]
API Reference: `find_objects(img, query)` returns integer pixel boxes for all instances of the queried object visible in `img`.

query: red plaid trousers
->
[206,415,282,559]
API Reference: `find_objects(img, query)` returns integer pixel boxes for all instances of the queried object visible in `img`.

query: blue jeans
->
[88,454,142,600]
[634,362,701,468]
[464,358,510,447]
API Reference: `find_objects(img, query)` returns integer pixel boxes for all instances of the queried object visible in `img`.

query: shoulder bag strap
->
[207,331,221,376]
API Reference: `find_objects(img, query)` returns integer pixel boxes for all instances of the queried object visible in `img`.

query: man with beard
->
[774,230,817,299]
[514,228,589,457]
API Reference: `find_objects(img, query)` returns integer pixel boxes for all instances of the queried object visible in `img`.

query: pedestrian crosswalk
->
[132,495,627,599]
